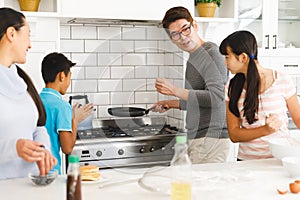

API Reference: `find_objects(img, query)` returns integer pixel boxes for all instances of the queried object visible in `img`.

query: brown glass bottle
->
[66,155,82,200]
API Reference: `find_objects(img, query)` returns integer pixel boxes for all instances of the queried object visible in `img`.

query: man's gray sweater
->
[179,42,229,139]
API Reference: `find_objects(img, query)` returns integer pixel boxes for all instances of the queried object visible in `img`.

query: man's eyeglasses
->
[169,23,193,41]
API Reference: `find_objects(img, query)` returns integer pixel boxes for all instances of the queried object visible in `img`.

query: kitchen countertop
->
[1,159,300,200]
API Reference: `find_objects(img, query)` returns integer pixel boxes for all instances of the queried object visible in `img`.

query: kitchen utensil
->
[138,166,172,195]
[98,178,138,189]
[108,107,152,117]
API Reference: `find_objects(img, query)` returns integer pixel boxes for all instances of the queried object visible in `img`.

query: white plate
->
[82,176,109,185]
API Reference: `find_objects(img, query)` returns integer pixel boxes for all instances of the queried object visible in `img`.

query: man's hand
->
[155,78,176,96]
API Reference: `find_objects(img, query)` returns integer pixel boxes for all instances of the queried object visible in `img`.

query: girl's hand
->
[265,114,283,133]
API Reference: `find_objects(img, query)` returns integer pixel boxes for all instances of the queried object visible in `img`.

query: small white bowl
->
[282,156,300,178]
[28,170,58,186]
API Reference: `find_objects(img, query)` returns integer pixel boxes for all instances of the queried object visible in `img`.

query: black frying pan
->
[108,107,151,117]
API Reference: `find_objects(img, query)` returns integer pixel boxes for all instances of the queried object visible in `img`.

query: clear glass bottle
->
[67,155,82,200]
[170,135,192,200]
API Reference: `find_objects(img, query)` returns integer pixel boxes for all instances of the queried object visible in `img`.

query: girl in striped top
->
[219,30,300,160]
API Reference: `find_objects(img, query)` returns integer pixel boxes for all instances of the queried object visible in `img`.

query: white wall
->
[60,24,185,125]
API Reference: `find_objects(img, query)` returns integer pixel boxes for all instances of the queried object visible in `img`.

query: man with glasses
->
[152,6,231,163]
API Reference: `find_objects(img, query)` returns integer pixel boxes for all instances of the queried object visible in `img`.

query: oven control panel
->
[71,137,176,168]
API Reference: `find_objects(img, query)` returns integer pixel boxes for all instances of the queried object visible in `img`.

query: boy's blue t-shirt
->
[40,88,72,174]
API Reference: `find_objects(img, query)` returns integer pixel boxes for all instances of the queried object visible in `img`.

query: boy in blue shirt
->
[40,52,93,174]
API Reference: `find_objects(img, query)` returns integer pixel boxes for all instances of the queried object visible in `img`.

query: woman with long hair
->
[219,30,300,160]
[0,7,56,179]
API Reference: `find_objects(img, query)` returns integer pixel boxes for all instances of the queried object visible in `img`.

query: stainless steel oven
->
[66,117,178,171]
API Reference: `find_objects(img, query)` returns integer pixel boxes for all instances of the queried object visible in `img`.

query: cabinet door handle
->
[273,35,277,49]
[265,35,269,49]
[284,64,298,68]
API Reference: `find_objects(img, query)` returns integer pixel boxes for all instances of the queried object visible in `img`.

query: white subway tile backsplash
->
[158,66,167,77]
[164,53,174,66]
[111,92,134,104]
[97,26,121,40]
[123,79,146,91]
[62,24,184,120]
[85,40,109,52]
[158,41,166,53]
[92,93,110,105]
[160,40,180,53]
[98,53,122,66]
[146,27,167,40]
[158,93,166,101]
[72,80,97,93]
[146,79,156,91]
[168,66,181,79]
[61,40,84,52]
[71,66,85,80]
[71,26,97,39]
[123,54,146,65]
[135,41,158,53]
[85,66,110,79]
[111,66,134,79]
[174,52,186,65]
[135,66,158,78]
[60,25,71,39]
[147,53,165,65]
[97,105,111,118]
[135,91,157,104]
[98,80,122,92]
[110,41,134,53]
[122,27,146,40]
[71,53,97,66]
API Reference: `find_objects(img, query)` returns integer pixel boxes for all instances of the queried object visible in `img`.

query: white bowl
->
[268,136,300,160]
[282,156,300,178]
[28,170,58,186]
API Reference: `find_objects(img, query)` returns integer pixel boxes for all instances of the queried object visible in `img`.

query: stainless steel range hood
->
[66,18,162,27]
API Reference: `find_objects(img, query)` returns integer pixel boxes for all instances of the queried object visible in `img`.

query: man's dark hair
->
[41,52,76,84]
[162,6,193,31]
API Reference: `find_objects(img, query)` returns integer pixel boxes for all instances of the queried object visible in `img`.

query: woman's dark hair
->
[0,7,46,126]
[17,67,46,126]
[0,7,25,40]
[219,30,259,124]
[41,52,76,84]
[162,6,193,31]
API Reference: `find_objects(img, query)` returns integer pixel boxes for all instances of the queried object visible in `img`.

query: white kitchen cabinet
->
[238,0,300,75]
[60,0,192,21]
[258,48,300,75]
[237,0,300,50]
[0,0,60,17]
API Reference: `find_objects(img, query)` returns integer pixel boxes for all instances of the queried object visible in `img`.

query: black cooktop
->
[76,124,178,140]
